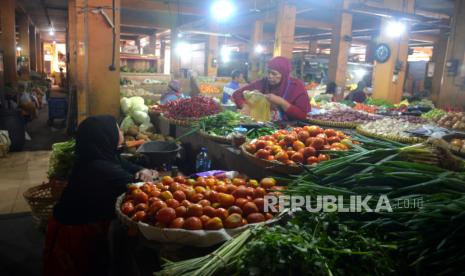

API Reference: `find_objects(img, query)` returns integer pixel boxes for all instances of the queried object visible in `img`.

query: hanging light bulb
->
[49,27,55,36]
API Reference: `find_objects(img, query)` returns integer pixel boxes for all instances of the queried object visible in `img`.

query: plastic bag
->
[120,116,135,132]
[243,90,271,121]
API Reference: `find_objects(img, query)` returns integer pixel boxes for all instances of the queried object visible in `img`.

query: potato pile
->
[434,112,465,130]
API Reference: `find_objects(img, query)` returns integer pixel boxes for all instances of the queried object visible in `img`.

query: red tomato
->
[166,199,180,209]
[242,202,259,215]
[131,211,146,222]
[156,207,176,223]
[186,204,203,217]
[135,203,148,212]
[173,190,187,202]
[247,213,265,223]
[133,191,149,204]
[169,217,185,229]
[175,206,187,217]
[203,206,217,217]
[204,217,223,230]
[184,217,203,230]
[227,205,243,215]
[215,208,229,221]
[121,202,134,215]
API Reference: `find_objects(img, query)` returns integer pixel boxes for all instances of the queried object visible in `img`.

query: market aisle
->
[0,151,50,214]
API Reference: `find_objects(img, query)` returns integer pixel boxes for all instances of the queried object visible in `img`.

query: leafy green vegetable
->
[47,139,75,179]
[236,212,396,276]
[365,98,394,108]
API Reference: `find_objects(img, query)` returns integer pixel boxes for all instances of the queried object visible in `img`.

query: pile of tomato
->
[244,126,351,165]
[120,175,281,230]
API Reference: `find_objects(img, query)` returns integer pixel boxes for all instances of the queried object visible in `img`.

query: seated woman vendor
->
[43,115,157,276]
[232,56,310,121]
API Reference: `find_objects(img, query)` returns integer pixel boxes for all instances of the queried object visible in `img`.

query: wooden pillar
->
[430,33,448,104]
[170,31,181,77]
[249,20,263,80]
[206,24,218,77]
[18,14,30,72]
[68,0,77,85]
[29,25,37,71]
[148,33,156,55]
[273,2,296,58]
[438,0,465,108]
[365,39,376,63]
[308,40,318,55]
[158,40,166,73]
[327,0,352,100]
[372,0,415,104]
[72,0,121,123]
[36,33,42,73]
[0,0,17,84]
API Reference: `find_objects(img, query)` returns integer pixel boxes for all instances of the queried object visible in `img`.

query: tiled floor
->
[0,151,51,214]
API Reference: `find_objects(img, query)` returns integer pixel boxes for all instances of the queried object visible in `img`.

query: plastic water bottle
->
[195,147,211,172]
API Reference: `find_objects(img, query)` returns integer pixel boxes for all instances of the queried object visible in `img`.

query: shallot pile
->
[309,110,381,124]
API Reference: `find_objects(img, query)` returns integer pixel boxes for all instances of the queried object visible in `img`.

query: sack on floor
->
[0,130,11,157]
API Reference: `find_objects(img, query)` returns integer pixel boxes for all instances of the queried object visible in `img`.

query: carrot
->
[126,139,145,148]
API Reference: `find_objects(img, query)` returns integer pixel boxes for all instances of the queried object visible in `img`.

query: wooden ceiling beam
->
[121,0,204,16]
[295,19,333,30]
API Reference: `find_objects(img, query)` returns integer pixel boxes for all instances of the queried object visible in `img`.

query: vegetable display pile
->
[244,127,276,140]
[365,98,394,108]
[318,102,351,111]
[421,108,446,120]
[397,115,428,124]
[158,212,395,276]
[47,139,75,179]
[120,175,280,230]
[358,117,423,138]
[433,111,465,130]
[199,83,221,94]
[285,144,465,275]
[120,96,153,133]
[353,102,378,113]
[164,96,221,119]
[244,126,352,165]
[197,111,249,137]
[309,109,381,124]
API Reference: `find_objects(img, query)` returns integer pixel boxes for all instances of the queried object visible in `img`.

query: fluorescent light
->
[385,20,406,38]
[354,68,367,78]
[16,46,22,51]
[254,44,264,54]
[221,45,231,63]
[211,0,235,21]
[175,42,192,56]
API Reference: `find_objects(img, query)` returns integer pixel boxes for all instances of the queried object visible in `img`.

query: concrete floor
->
[0,150,51,214]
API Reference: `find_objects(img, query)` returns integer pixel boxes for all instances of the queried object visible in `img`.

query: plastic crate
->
[48,97,68,120]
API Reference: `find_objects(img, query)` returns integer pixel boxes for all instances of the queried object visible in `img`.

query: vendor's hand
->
[264,94,290,110]
[240,104,251,116]
[135,169,158,182]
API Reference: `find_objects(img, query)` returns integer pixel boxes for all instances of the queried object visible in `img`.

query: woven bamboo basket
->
[356,126,425,144]
[199,130,232,144]
[442,133,465,158]
[240,144,303,174]
[306,118,359,129]
[161,114,199,127]
[23,180,67,226]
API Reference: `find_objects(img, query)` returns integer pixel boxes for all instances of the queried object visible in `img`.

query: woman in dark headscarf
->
[232,56,310,121]
[43,115,156,276]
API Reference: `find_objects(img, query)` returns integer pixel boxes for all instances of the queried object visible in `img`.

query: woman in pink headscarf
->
[232,56,310,121]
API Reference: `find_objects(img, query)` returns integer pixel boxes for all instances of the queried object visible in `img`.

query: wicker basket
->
[240,144,304,174]
[442,133,465,158]
[23,181,67,226]
[356,126,425,144]
[306,118,359,129]
[199,130,232,144]
[161,114,199,127]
